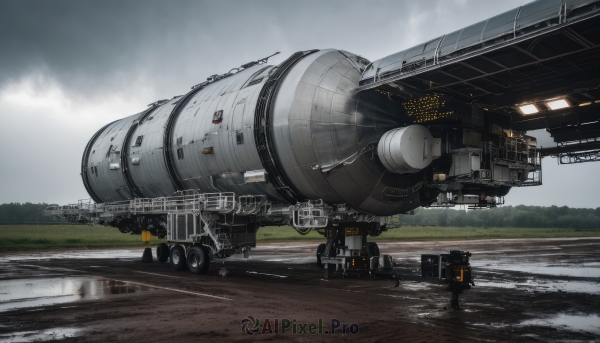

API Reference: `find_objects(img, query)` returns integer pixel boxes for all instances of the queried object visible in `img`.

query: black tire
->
[366,242,380,270]
[187,246,209,274]
[366,242,380,257]
[199,246,210,274]
[327,246,336,269]
[157,243,169,263]
[318,244,336,269]
[170,244,186,271]
[316,243,326,268]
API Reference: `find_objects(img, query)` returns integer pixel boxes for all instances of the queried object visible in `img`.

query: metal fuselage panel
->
[83,50,436,215]
[126,98,180,198]
[86,112,144,202]
[272,50,428,215]
[170,64,282,198]
[84,65,284,203]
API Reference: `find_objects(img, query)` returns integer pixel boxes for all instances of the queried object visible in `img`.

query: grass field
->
[0,224,167,251]
[0,224,599,251]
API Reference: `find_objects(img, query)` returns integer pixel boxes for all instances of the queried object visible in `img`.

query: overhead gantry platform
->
[359,0,600,163]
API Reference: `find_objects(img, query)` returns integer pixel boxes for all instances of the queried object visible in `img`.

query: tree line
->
[0,203,65,224]
[1,202,600,229]
[402,205,600,230]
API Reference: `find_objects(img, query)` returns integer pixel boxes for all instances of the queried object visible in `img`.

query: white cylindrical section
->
[377,125,441,174]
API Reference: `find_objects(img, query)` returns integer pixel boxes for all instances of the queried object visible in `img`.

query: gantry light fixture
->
[546,99,570,110]
[519,104,539,115]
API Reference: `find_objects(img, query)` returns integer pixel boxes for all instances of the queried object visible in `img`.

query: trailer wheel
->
[200,246,210,274]
[316,243,326,268]
[170,244,186,271]
[317,243,336,269]
[366,242,380,269]
[187,246,209,274]
[157,243,169,263]
[366,242,380,257]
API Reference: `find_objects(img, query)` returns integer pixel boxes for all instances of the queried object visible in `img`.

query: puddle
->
[0,327,81,342]
[473,260,600,278]
[0,277,154,312]
[228,254,314,265]
[476,279,600,295]
[520,314,600,334]
[400,282,435,291]
[258,243,315,250]
[471,322,510,329]
[4,249,141,261]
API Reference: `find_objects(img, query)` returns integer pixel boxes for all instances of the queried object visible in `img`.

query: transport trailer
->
[44,191,477,307]
[43,191,398,277]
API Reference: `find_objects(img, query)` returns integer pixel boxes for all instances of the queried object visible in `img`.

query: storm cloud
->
[0,0,597,208]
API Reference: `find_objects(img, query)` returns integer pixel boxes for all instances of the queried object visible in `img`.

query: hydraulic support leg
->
[322,227,341,279]
[451,291,460,310]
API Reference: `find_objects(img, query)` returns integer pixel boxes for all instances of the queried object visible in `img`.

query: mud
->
[0,238,599,342]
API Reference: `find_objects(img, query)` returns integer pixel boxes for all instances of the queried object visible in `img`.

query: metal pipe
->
[539,141,600,156]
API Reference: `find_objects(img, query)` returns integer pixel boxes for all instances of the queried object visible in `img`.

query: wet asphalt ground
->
[0,238,599,342]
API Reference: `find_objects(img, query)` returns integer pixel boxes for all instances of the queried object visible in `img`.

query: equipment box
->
[421,254,448,278]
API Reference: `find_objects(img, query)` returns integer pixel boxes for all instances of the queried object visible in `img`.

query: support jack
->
[422,250,475,310]
[141,230,153,263]
[451,291,460,310]
[142,247,153,263]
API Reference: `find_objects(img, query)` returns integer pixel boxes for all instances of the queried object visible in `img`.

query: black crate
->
[421,254,440,277]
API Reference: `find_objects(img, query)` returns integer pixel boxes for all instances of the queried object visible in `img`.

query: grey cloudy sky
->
[0,0,597,208]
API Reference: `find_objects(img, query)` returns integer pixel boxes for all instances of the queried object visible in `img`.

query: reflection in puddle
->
[471,322,510,329]
[521,314,600,334]
[474,260,600,278]
[476,279,600,295]
[5,249,141,261]
[229,254,315,264]
[0,277,154,312]
[0,327,81,342]
[400,282,435,291]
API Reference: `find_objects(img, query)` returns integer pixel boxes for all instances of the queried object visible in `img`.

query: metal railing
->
[360,0,600,88]
[482,137,541,168]
[292,200,328,229]
[43,191,238,221]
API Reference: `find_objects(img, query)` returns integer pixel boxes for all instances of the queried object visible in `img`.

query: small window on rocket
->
[134,136,143,147]
[106,145,113,158]
[177,148,184,160]
[236,131,244,145]
[213,110,223,124]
